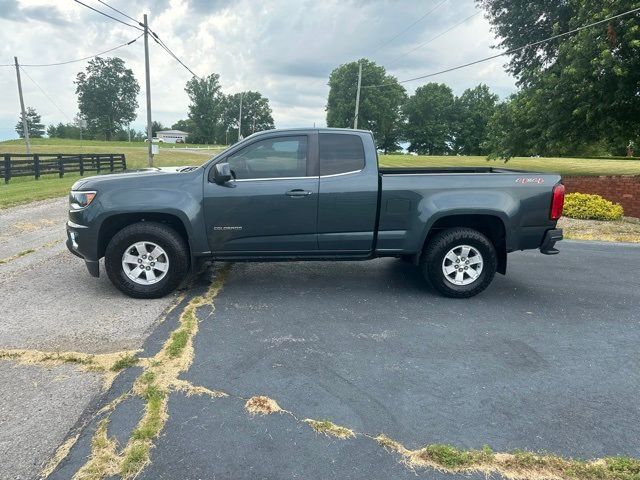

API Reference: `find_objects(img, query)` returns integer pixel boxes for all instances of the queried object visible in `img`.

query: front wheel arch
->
[97,212,191,260]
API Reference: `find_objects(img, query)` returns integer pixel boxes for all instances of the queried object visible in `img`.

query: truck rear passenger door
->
[317,132,378,252]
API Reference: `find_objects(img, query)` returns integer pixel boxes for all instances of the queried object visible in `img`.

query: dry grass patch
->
[172,379,227,398]
[558,217,640,243]
[245,395,282,415]
[72,419,119,480]
[0,348,140,389]
[304,419,355,439]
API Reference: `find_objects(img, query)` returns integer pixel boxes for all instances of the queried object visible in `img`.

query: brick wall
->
[563,176,640,218]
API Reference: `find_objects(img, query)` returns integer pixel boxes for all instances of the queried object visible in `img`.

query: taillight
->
[550,184,565,220]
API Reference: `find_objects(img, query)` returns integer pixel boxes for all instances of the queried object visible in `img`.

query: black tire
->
[420,227,497,298]
[105,222,189,299]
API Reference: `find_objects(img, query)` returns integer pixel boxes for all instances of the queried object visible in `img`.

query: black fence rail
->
[1,153,126,183]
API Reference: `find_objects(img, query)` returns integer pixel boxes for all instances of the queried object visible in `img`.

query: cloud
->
[0,0,516,140]
[0,0,69,25]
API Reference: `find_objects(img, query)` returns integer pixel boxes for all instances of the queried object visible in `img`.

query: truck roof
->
[243,127,373,140]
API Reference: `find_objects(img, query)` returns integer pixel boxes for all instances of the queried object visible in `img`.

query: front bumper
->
[66,221,100,277]
[540,228,563,255]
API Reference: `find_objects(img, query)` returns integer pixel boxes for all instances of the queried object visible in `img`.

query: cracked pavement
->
[47,240,640,479]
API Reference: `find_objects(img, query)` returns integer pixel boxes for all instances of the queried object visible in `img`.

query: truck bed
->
[379,166,534,175]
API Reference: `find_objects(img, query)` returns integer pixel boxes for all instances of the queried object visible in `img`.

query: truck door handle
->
[285,189,313,197]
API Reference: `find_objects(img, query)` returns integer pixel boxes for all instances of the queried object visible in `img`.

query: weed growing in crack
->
[120,443,150,477]
[110,354,138,372]
[166,306,197,358]
[415,444,494,469]
[304,419,355,439]
[73,419,119,479]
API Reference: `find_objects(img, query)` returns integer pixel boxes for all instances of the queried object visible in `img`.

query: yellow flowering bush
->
[563,193,624,221]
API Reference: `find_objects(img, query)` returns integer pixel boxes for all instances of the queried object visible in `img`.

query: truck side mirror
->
[213,162,233,185]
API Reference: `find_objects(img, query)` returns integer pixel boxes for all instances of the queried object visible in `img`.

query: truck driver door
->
[203,133,319,255]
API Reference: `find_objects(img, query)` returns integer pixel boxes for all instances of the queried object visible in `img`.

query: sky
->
[0,0,517,141]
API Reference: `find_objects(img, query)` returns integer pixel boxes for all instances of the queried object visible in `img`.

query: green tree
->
[476,0,573,86]
[326,59,406,152]
[453,84,499,155]
[46,121,81,139]
[478,0,640,157]
[220,91,275,143]
[75,57,139,141]
[483,92,540,160]
[403,83,456,155]
[171,119,194,132]
[15,107,44,138]
[151,121,165,136]
[185,74,224,144]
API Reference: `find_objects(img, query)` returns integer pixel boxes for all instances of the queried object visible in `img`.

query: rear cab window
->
[319,133,365,176]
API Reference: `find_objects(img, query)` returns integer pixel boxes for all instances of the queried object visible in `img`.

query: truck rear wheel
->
[420,227,497,298]
[105,222,189,299]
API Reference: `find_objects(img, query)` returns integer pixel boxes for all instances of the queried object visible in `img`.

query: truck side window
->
[227,136,308,179]
[319,133,365,176]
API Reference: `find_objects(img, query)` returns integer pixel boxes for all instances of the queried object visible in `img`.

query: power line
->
[150,30,200,78]
[73,0,143,31]
[368,0,448,56]
[17,34,142,67]
[97,0,141,25]
[365,5,640,88]
[385,11,481,69]
[19,66,73,122]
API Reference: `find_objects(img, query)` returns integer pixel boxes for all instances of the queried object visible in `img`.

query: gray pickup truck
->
[67,128,564,299]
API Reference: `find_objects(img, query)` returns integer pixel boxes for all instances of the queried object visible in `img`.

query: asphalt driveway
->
[50,240,640,479]
[0,199,178,480]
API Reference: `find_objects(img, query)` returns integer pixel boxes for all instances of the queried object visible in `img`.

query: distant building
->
[156,130,188,143]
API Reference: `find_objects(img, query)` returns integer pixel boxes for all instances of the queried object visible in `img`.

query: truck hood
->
[71,166,198,190]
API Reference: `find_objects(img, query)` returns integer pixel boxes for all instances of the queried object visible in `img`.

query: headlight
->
[69,190,97,210]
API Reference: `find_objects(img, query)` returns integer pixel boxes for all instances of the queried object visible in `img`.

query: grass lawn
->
[1,140,225,208]
[378,154,640,176]
[2,139,640,208]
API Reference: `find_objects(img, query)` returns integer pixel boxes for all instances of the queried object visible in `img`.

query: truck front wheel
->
[420,227,497,298]
[105,222,189,299]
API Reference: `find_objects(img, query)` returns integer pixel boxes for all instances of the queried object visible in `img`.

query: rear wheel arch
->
[420,214,507,274]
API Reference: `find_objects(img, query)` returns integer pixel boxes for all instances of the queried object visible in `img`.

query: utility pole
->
[143,13,153,167]
[238,92,243,142]
[14,57,31,155]
[354,60,362,130]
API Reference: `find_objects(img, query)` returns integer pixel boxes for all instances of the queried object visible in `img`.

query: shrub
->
[563,193,624,221]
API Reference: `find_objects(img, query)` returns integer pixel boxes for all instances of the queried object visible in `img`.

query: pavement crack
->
[0,248,36,265]
[0,349,140,389]
[0,239,62,265]
[59,263,233,480]
[44,259,640,480]
[39,433,81,479]
[172,379,228,398]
